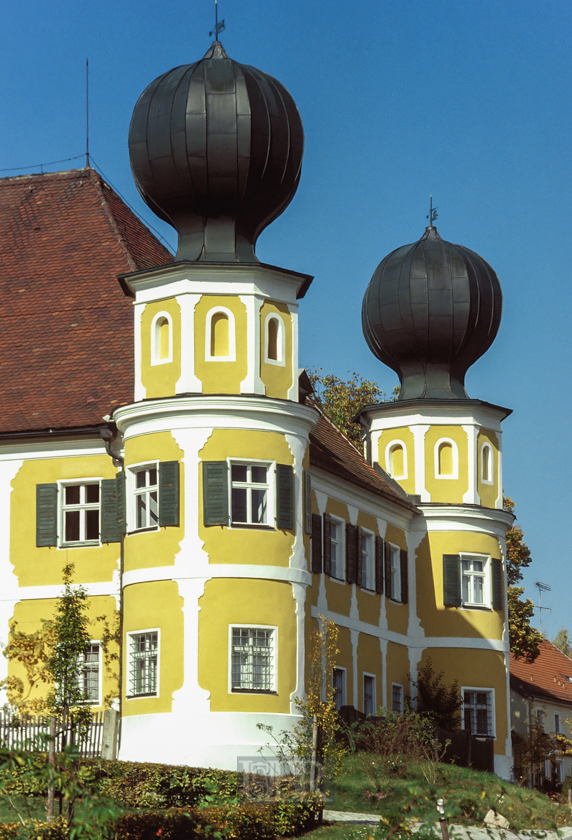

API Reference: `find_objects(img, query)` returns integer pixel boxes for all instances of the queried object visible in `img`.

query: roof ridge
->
[88,168,137,273]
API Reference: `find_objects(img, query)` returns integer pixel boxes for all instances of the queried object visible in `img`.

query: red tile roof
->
[309,410,415,510]
[0,168,172,434]
[510,640,572,707]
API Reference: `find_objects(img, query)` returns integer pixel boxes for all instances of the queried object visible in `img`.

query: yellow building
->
[0,40,513,777]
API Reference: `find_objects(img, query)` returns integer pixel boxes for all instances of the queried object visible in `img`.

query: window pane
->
[149,468,157,486]
[251,466,267,483]
[85,509,99,541]
[232,465,247,482]
[86,484,99,503]
[136,495,147,529]
[149,491,158,526]
[232,488,247,522]
[136,471,146,489]
[65,510,80,542]
[66,485,80,505]
[251,489,267,524]
[474,576,483,603]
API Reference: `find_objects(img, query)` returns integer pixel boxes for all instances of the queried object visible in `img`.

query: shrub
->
[353,709,438,761]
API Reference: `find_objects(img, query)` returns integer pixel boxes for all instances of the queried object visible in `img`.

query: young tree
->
[504,497,542,662]
[552,628,572,658]
[409,658,461,730]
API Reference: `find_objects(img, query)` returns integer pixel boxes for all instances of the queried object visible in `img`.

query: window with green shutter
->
[159,461,179,527]
[491,558,503,610]
[275,464,293,530]
[36,484,58,547]
[36,478,122,547]
[443,554,462,606]
[126,462,181,532]
[203,461,229,526]
[311,513,322,574]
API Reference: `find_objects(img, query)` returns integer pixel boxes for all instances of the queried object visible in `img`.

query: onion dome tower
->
[129,41,304,263]
[362,224,503,401]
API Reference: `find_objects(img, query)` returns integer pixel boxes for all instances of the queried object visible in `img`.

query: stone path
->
[323,810,572,840]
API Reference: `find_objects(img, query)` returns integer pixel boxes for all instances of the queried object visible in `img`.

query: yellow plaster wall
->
[386,641,410,708]
[123,580,184,716]
[477,429,499,509]
[199,429,295,566]
[419,647,508,753]
[123,432,184,572]
[384,524,409,636]
[7,596,119,710]
[357,633,383,713]
[417,531,504,639]
[194,295,247,394]
[140,298,182,399]
[198,578,296,713]
[11,456,119,588]
[425,425,469,503]
[260,301,293,400]
[377,427,416,495]
[336,626,354,707]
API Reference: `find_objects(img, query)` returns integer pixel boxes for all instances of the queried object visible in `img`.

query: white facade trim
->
[150,310,173,365]
[133,300,144,401]
[385,439,408,480]
[287,306,299,402]
[462,423,479,504]
[434,437,459,480]
[413,424,430,501]
[122,565,312,589]
[263,312,285,366]
[175,292,202,393]
[5,580,120,601]
[0,439,108,461]
[480,441,494,486]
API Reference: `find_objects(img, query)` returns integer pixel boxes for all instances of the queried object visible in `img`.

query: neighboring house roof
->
[309,410,415,511]
[510,640,572,707]
[0,168,172,436]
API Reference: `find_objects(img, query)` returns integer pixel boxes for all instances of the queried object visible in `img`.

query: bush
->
[352,709,438,761]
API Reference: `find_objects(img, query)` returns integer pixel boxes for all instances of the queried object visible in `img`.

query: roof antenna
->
[209,0,225,40]
[535,581,551,636]
[426,194,438,228]
[86,58,90,169]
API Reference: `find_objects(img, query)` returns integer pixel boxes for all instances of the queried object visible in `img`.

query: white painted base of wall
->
[119,711,301,770]
[494,754,513,780]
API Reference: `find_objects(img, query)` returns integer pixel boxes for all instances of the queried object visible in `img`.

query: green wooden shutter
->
[356,527,363,588]
[36,484,57,547]
[400,549,408,604]
[375,536,384,594]
[203,461,229,526]
[311,513,322,574]
[323,513,332,576]
[101,479,120,543]
[384,541,392,597]
[443,554,461,607]
[276,464,294,530]
[346,523,357,584]
[115,471,126,535]
[159,461,180,527]
[304,472,312,535]
[492,558,503,610]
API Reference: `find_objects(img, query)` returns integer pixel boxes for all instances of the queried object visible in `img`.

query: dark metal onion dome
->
[128,41,304,263]
[362,225,502,400]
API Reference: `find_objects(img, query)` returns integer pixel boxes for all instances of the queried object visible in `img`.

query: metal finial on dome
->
[208,0,225,41]
[362,227,503,401]
[426,194,438,229]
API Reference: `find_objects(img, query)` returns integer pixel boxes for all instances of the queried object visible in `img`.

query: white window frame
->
[58,479,102,548]
[361,529,375,592]
[205,306,236,362]
[363,672,376,716]
[228,459,274,529]
[127,629,160,698]
[330,516,345,581]
[77,641,102,705]
[228,625,277,693]
[480,442,494,485]
[462,686,495,738]
[385,440,408,480]
[264,313,285,366]
[391,682,404,714]
[128,462,159,533]
[388,542,401,602]
[332,666,347,711]
[555,713,562,734]
[434,437,459,479]
[460,552,491,608]
[150,311,173,366]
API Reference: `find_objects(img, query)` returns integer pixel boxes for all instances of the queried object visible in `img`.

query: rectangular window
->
[390,545,401,601]
[555,714,561,734]
[330,518,344,580]
[231,627,275,692]
[129,631,158,696]
[363,674,376,716]
[361,531,374,591]
[61,482,100,545]
[231,463,270,526]
[462,556,486,606]
[392,683,403,714]
[133,466,159,530]
[463,688,494,736]
[333,667,346,711]
[78,643,100,704]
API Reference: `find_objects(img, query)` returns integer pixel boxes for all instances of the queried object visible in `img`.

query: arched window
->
[481,443,493,484]
[151,312,173,365]
[435,438,458,479]
[205,307,236,361]
[264,314,285,365]
[385,440,407,480]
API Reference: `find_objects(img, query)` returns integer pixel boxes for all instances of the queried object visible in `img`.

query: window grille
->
[332,668,346,711]
[392,683,403,714]
[231,628,274,691]
[364,675,375,716]
[463,690,492,736]
[130,632,158,696]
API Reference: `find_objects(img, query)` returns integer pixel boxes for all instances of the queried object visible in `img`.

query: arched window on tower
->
[265,314,284,365]
[481,443,493,484]
[385,441,407,480]
[205,307,236,361]
[435,439,458,479]
[151,312,173,365]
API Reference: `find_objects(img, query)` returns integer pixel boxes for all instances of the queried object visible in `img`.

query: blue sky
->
[1,0,570,639]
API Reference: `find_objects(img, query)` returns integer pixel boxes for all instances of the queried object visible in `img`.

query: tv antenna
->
[535,581,552,634]
[86,58,90,168]
[426,194,438,227]
[209,0,225,40]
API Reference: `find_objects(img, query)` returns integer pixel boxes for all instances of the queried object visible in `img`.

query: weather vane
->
[209,0,225,40]
[426,194,438,227]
